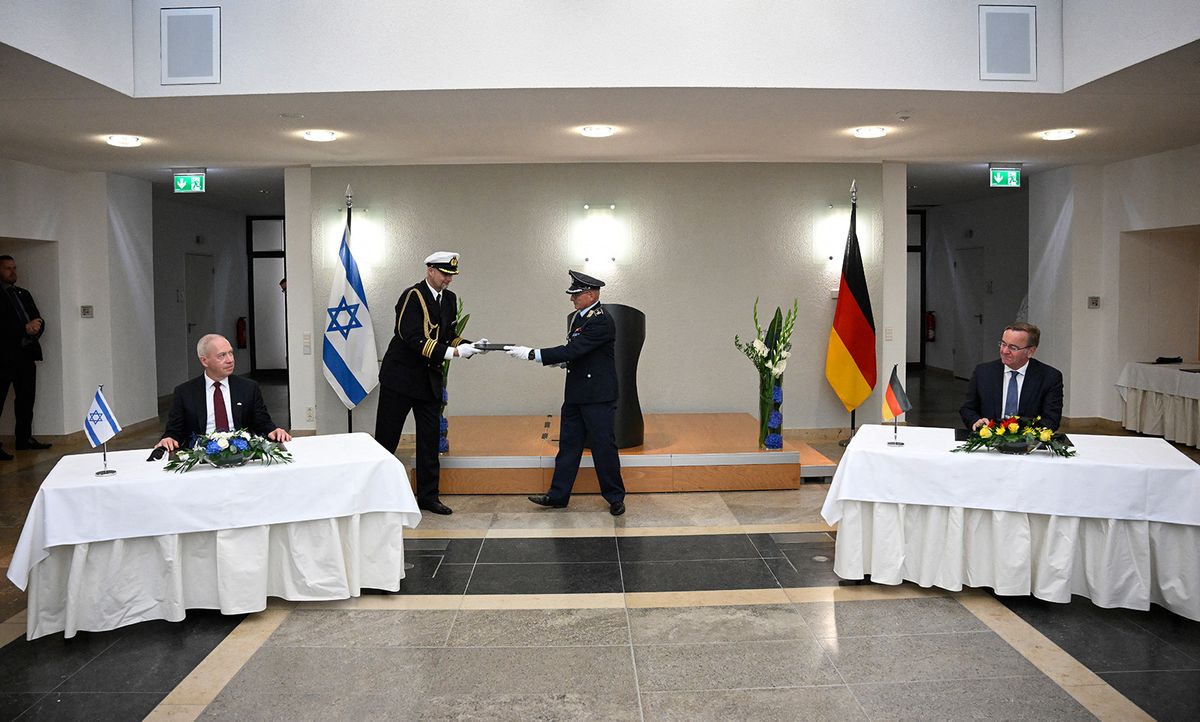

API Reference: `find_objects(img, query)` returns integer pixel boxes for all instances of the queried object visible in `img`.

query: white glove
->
[456,342,479,359]
[507,345,533,360]
[475,337,490,354]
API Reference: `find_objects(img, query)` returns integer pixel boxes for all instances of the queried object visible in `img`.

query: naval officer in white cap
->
[376,251,486,515]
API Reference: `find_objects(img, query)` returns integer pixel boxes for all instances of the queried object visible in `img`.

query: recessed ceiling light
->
[852,127,888,139]
[1040,128,1078,141]
[279,112,305,120]
[303,129,337,142]
[580,125,615,138]
[106,134,142,147]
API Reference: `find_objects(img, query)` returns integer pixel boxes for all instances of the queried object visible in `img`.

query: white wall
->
[152,198,248,395]
[128,0,1064,97]
[105,174,157,425]
[0,158,155,432]
[284,167,316,431]
[923,190,1030,373]
[0,1,135,94]
[298,163,906,433]
[1030,143,1200,421]
[1118,229,1200,363]
[1063,0,1200,90]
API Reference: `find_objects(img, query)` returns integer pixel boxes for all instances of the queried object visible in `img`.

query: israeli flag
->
[84,387,121,447]
[323,224,379,408]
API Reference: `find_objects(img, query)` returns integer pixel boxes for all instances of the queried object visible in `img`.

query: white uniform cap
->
[424,251,460,274]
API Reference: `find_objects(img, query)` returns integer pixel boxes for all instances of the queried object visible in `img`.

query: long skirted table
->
[7,433,421,639]
[1116,361,1200,448]
[821,425,1200,621]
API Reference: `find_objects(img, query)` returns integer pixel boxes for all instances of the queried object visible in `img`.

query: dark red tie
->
[213,382,230,432]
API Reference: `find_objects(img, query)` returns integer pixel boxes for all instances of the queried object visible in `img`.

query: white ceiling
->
[2,39,1199,215]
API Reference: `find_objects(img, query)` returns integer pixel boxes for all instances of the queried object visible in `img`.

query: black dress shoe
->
[0,447,11,461]
[418,500,453,515]
[527,494,567,508]
[609,501,625,516]
[15,438,51,450]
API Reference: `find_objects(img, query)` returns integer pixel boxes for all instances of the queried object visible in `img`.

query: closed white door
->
[184,253,215,378]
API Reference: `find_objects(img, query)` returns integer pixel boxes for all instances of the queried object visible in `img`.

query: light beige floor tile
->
[459,593,625,610]
[626,589,791,608]
[490,511,616,530]
[143,703,205,722]
[301,595,462,610]
[614,492,739,528]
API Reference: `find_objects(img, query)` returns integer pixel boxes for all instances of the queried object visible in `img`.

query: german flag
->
[824,200,876,412]
[881,364,911,421]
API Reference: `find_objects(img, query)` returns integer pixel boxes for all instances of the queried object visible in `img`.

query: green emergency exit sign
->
[174,173,206,193]
[990,168,1020,187]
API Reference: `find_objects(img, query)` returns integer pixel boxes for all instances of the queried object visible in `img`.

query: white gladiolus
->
[752,339,768,355]
[781,351,791,359]
[773,360,788,377]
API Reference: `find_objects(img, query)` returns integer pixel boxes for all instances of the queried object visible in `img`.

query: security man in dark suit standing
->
[508,270,627,516]
[0,255,49,460]
[960,321,1064,431]
[375,252,485,516]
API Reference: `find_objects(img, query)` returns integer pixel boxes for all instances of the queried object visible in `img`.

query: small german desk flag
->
[882,364,912,422]
[824,195,877,412]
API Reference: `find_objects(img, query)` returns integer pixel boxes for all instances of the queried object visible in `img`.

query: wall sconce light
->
[331,207,383,269]
[812,203,868,268]
[572,203,627,274]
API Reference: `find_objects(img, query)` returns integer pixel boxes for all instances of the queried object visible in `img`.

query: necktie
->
[213,382,230,432]
[1003,370,1019,417]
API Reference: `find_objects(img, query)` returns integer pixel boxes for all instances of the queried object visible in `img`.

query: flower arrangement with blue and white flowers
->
[164,429,293,473]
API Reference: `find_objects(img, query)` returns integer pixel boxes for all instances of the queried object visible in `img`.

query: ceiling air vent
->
[979,5,1036,81]
[161,7,221,85]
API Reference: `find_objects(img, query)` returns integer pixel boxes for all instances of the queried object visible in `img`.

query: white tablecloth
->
[8,433,422,638]
[822,425,1200,620]
[1116,362,1200,447]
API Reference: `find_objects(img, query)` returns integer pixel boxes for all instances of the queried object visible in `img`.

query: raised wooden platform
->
[405,413,836,494]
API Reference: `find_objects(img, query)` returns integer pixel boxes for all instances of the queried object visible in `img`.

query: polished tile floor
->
[0,372,1198,720]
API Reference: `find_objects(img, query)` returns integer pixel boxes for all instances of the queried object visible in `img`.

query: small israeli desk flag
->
[84,386,121,448]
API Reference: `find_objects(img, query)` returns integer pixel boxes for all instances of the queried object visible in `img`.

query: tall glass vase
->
[758,375,783,450]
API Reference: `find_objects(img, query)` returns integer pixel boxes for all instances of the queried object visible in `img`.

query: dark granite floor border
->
[0,610,243,721]
[999,594,1200,721]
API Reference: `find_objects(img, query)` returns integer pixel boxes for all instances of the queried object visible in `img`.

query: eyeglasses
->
[998,341,1032,352]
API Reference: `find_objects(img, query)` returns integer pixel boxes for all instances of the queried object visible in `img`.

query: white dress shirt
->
[204,372,234,434]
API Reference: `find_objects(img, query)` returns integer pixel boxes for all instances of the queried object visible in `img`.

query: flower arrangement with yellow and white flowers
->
[952,416,1076,458]
[734,298,798,450]
[164,429,293,473]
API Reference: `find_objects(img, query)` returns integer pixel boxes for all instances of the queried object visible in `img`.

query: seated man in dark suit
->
[157,334,292,452]
[960,321,1064,431]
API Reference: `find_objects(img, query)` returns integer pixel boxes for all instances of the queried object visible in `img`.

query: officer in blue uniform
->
[507,270,627,516]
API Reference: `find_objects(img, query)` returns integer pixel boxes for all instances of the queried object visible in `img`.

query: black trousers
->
[0,360,36,443]
[548,401,625,505]
[374,384,442,504]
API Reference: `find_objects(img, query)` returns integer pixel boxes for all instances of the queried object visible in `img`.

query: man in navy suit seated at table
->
[156,334,292,452]
[960,321,1064,431]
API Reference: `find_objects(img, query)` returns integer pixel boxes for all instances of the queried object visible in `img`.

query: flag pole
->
[838,179,862,449]
[888,415,903,446]
[345,184,354,434]
[94,384,117,476]
[839,409,857,447]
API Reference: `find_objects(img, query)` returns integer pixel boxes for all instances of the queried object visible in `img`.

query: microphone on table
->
[146,446,167,462]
